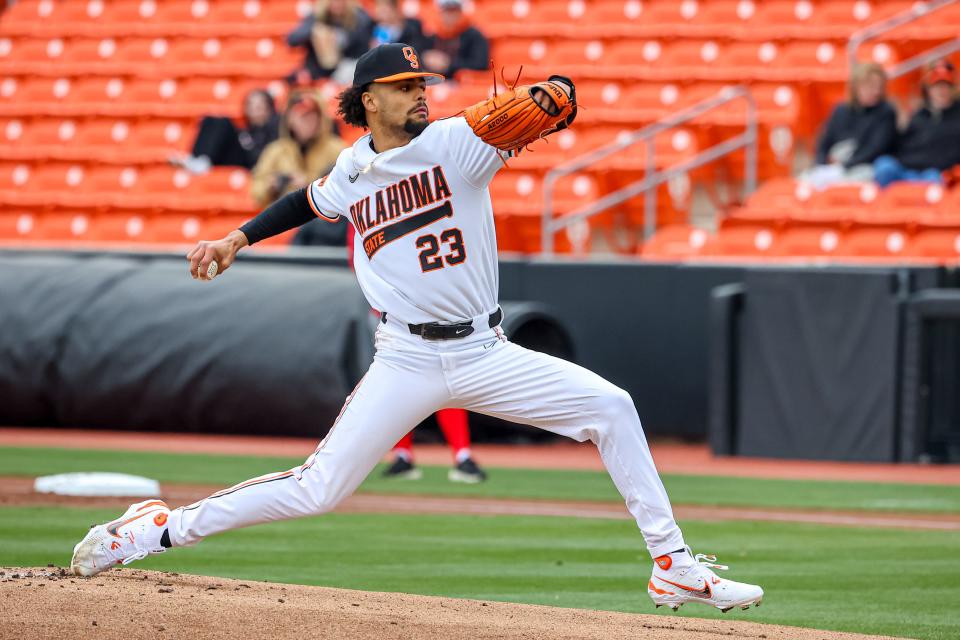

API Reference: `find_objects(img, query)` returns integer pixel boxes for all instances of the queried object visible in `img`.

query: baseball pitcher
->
[71,43,763,613]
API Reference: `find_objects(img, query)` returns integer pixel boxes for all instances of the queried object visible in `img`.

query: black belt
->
[380,307,503,340]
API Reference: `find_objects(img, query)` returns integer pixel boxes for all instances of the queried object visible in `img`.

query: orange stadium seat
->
[808,1,897,37]
[906,230,960,260]
[219,37,299,68]
[145,214,206,244]
[855,42,901,68]
[30,212,97,242]
[541,0,592,24]
[206,1,275,24]
[491,38,551,67]
[0,164,88,210]
[640,1,688,29]
[72,77,131,110]
[683,1,750,33]
[576,81,623,111]
[591,1,646,28]
[114,38,172,65]
[153,0,218,24]
[773,41,846,83]
[874,182,946,212]
[785,182,878,226]
[857,182,946,227]
[713,225,780,256]
[74,118,130,148]
[127,120,192,152]
[124,78,179,106]
[779,226,844,257]
[177,77,257,107]
[166,38,225,64]
[752,0,816,33]
[656,40,722,76]
[836,228,911,258]
[550,39,606,69]
[639,225,712,259]
[0,38,58,64]
[83,165,142,196]
[0,211,38,241]
[66,38,118,65]
[724,41,779,78]
[473,0,528,29]
[86,213,152,243]
[0,163,33,190]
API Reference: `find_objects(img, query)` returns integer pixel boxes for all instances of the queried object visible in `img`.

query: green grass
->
[2,446,958,514]
[0,505,955,639]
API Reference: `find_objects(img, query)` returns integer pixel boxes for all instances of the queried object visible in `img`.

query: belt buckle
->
[420,324,438,340]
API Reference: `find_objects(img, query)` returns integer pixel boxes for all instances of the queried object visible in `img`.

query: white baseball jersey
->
[163,114,689,569]
[307,117,504,324]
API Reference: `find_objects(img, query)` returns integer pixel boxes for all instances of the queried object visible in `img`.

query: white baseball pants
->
[166,315,686,558]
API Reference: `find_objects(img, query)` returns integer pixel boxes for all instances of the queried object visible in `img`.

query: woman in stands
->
[804,62,897,189]
[250,91,344,208]
[172,89,280,175]
[287,0,374,85]
[874,59,960,187]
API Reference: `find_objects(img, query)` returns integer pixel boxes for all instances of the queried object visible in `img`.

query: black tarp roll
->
[0,256,372,437]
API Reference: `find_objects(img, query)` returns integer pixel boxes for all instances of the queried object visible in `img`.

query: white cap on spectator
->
[436,0,463,8]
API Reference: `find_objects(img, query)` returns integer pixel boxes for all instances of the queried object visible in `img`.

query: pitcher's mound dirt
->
[1,567,894,640]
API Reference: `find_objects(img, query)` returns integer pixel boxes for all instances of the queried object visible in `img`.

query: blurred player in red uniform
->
[347,230,486,483]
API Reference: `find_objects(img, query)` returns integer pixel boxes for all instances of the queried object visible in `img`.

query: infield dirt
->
[0,567,898,640]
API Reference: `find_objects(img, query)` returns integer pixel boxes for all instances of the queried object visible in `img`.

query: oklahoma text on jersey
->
[349,166,453,259]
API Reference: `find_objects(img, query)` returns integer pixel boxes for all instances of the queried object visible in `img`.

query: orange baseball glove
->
[463,75,577,154]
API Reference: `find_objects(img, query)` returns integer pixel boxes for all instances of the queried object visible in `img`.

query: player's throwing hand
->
[187,230,249,281]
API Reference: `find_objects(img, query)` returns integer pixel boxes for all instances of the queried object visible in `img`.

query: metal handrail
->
[847,0,959,78]
[541,85,757,254]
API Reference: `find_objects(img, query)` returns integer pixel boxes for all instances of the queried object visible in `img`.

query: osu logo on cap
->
[402,46,420,69]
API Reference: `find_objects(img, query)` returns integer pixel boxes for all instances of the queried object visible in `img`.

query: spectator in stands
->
[874,60,960,187]
[250,91,344,208]
[370,0,428,51]
[287,0,374,85]
[803,63,896,189]
[421,0,490,79]
[172,89,280,175]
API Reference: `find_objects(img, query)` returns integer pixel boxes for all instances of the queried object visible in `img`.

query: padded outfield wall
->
[0,248,953,461]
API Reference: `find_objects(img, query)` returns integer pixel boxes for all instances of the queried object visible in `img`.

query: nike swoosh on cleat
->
[656,576,712,598]
[105,509,163,538]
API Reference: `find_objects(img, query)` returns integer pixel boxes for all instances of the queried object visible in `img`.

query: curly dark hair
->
[337,84,369,129]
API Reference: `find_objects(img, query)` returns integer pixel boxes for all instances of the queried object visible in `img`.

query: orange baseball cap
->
[925,61,956,85]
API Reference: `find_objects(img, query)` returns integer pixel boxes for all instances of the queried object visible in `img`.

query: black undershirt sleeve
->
[238,187,317,245]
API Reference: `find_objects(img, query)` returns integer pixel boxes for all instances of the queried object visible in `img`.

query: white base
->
[34,472,160,497]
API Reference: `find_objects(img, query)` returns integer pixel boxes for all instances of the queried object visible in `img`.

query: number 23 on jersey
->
[417,228,466,273]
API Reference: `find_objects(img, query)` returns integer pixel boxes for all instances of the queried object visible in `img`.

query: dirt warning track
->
[0,568,898,640]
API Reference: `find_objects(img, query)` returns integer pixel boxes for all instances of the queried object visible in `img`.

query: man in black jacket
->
[875,60,960,187]
[371,0,429,52]
[421,0,490,79]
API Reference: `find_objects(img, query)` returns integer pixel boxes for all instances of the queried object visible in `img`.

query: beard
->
[403,117,429,137]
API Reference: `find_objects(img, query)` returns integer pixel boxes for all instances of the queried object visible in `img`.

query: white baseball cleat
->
[71,499,171,577]
[648,546,764,613]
